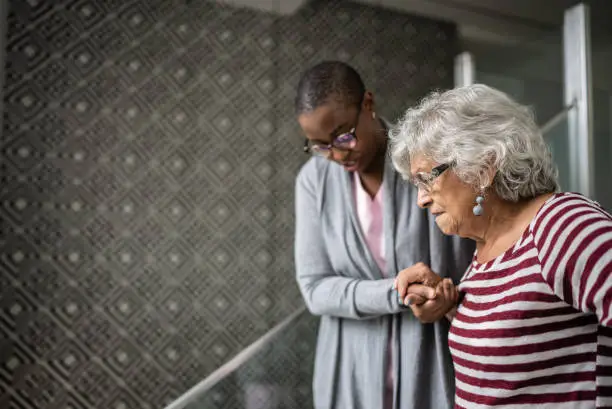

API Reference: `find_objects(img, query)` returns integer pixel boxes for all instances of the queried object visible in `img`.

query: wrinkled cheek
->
[435,214,461,236]
[449,218,462,236]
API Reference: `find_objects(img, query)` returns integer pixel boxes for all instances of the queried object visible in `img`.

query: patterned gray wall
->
[0,0,456,408]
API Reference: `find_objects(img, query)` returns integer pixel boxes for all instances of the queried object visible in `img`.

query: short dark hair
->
[294,61,365,115]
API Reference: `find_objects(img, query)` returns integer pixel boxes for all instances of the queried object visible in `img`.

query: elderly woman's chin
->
[433,213,457,236]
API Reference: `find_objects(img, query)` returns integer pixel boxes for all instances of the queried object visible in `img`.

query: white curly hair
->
[390,84,559,202]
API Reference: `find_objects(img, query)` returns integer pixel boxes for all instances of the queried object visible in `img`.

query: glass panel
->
[472,30,564,119]
[592,88,612,210]
[542,112,571,192]
[589,2,612,210]
[183,311,318,409]
[470,29,573,193]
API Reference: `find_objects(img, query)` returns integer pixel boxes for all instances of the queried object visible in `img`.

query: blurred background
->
[0,0,610,409]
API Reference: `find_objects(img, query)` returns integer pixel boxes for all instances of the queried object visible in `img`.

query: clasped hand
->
[393,262,458,323]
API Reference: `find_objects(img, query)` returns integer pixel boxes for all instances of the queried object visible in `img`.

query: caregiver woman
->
[294,61,474,409]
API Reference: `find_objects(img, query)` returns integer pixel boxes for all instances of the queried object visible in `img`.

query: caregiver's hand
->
[409,278,458,323]
[394,262,442,300]
[393,263,457,322]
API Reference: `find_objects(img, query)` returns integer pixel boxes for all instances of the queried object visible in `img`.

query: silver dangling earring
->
[473,194,485,216]
[372,112,376,120]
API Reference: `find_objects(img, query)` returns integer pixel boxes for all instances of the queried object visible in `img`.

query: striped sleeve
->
[532,193,612,326]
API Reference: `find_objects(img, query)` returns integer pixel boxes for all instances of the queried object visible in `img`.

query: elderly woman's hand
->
[408,279,458,323]
[394,263,458,323]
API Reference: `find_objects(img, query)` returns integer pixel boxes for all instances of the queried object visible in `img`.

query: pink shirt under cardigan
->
[353,172,393,409]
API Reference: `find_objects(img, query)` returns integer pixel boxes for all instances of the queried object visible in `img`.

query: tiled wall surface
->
[0,1,456,408]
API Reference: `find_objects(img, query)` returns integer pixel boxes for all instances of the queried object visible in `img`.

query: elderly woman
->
[390,84,612,409]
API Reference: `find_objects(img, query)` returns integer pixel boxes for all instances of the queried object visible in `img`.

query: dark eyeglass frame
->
[302,99,363,156]
[411,163,451,191]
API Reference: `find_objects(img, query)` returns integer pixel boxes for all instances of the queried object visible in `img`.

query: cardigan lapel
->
[382,155,399,278]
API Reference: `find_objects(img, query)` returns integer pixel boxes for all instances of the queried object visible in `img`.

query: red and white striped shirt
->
[449,192,612,409]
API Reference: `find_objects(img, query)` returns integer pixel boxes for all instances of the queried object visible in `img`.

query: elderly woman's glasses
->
[412,163,451,191]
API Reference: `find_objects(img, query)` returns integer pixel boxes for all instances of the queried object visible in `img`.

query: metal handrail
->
[540,99,577,135]
[163,305,308,409]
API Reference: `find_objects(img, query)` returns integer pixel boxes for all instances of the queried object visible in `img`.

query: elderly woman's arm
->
[534,194,612,326]
[295,164,405,320]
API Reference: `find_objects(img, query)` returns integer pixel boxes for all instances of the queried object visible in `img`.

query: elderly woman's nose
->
[417,188,432,208]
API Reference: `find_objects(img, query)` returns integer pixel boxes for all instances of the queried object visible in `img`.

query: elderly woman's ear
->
[471,159,497,192]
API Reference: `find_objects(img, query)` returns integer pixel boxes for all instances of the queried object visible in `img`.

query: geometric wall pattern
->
[0,0,456,408]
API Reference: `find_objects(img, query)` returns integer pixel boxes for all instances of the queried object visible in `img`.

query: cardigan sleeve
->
[294,160,405,319]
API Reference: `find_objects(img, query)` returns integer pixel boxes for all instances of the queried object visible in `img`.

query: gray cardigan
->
[294,154,474,409]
